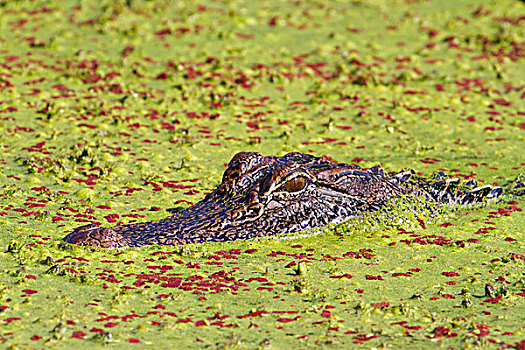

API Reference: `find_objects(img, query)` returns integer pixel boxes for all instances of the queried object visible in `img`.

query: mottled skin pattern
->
[62,152,501,248]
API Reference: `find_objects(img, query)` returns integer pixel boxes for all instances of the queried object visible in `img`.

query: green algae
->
[0,0,524,348]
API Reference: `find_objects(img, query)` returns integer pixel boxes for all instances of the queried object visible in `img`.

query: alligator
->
[62,152,502,248]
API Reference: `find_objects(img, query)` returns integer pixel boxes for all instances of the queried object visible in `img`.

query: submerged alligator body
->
[63,152,502,248]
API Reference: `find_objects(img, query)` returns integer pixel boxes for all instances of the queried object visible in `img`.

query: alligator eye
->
[280,176,307,193]
[222,169,240,183]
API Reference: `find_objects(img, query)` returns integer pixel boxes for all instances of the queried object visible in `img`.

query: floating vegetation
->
[0,0,523,348]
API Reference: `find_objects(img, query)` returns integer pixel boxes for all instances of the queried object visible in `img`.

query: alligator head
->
[62,152,500,247]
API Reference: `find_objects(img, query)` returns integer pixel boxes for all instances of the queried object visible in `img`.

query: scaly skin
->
[62,152,502,248]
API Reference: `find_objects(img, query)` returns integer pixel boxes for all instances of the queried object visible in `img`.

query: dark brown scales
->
[62,152,502,248]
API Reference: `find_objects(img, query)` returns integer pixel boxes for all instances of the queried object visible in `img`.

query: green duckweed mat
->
[0,0,524,348]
